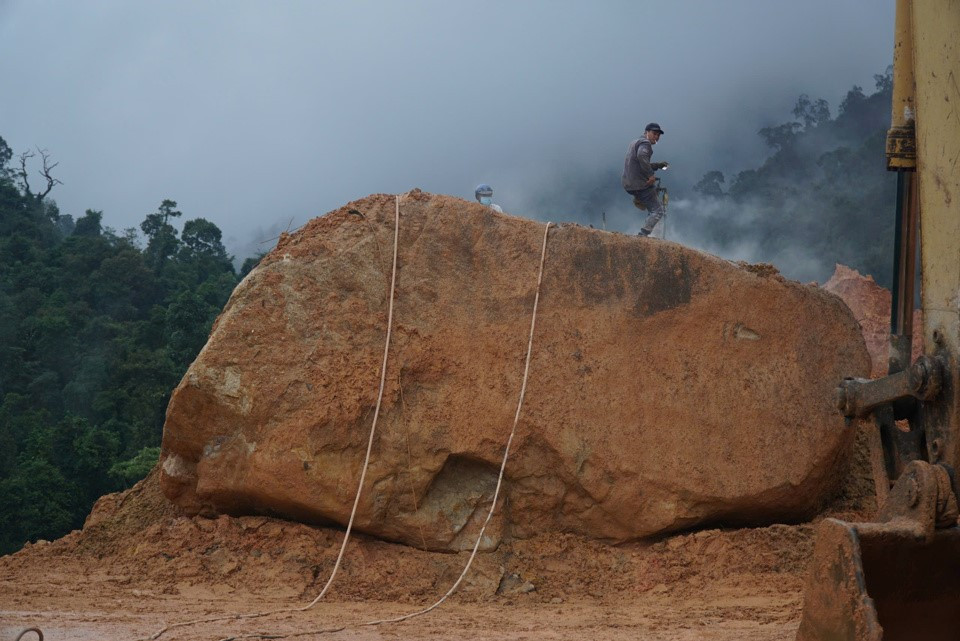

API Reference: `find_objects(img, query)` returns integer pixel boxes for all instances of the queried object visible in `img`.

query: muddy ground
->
[0,429,875,641]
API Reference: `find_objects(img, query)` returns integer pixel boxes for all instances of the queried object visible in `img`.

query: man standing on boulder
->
[622,123,669,236]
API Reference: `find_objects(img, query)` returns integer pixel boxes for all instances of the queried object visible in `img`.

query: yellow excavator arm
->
[796,1,960,640]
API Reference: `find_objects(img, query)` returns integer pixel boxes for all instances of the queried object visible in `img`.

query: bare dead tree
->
[16,147,63,202]
[36,148,62,200]
[16,150,34,195]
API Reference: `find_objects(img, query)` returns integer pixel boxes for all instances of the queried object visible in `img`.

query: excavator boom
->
[796,1,960,640]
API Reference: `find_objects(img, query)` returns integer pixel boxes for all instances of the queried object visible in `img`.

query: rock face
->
[822,264,922,378]
[160,190,870,551]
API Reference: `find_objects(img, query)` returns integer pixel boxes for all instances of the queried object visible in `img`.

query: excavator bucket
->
[796,518,960,641]
[797,0,960,638]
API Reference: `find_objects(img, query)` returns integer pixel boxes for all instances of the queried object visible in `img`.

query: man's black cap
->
[645,122,665,134]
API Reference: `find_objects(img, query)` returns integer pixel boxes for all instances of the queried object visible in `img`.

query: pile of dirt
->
[3,442,878,612]
[1,469,832,605]
[2,447,881,640]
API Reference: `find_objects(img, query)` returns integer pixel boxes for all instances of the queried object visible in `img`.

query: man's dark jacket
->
[622,137,655,192]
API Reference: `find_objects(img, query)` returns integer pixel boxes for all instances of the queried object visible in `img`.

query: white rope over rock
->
[142,197,554,641]
[220,220,555,641]
[360,219,553,628]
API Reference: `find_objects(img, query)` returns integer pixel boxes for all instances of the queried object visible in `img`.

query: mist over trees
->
[525,68,897,288]
[678,67,897,287]
[0,144,238,554]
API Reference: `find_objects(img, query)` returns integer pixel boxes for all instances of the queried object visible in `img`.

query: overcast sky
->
[1,1,894,261]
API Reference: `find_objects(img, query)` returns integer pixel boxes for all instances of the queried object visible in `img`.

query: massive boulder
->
[160,190,870,551]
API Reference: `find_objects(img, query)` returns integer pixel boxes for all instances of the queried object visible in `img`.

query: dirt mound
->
[1,412,880,640]
[2,442,881,639]
[0,494,818,640]
[4,469,852,606]
[159,190,870,551]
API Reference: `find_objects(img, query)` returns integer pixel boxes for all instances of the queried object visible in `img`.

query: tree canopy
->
[0,143,239,554]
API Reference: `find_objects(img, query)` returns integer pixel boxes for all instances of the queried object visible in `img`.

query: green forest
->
[1,71,898,555]
[0,139,259,554]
